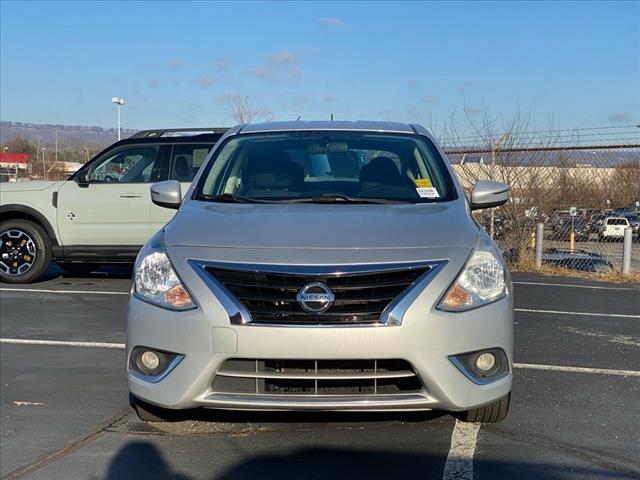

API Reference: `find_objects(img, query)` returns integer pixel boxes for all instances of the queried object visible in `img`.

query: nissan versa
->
[126,121,513,423]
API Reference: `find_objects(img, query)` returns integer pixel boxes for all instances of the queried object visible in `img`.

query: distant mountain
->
[0,121,137,147]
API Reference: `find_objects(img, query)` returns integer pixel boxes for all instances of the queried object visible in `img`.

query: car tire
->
[457,394,510,423]
[0,219,52,284]
[58,262,99,276]
[129,394,178,422]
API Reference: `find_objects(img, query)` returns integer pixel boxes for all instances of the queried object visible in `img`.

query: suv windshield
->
[196,132,456,203]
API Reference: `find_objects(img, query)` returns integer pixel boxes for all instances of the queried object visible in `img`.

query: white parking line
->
[512,281,638,291]
[0,338,126,349]
[514,308,640,319]
[442,420,480,480]
[0,287,128,295]
[513,362,640,377]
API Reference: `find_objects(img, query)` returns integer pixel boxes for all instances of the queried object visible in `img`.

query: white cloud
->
[194,75,215,88]
[319,17,344,26]
[269,51,298,65]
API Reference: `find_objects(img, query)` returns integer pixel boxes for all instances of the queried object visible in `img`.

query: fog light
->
[130,346,183,381]
[476,352,496,372]
[140,350,160,371]
[450,348,509,384]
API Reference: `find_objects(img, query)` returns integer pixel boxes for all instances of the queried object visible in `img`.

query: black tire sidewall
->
[0,220,52,284]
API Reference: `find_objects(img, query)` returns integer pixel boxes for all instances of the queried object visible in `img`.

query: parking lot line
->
[512,281,639,291]
[514,308,640,319]
[0,287,129,295]
[513,362,640,377]
[442,420,480,480]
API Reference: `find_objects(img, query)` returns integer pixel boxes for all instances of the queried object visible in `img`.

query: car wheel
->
[0,220,52,284]
[58,262,99,276]
[129,394,178,422]
[457,394,510,423]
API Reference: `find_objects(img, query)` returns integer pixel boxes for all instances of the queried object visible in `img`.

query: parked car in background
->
[126,121,514,424]
[599,216,630,241]
[0,128,226,283]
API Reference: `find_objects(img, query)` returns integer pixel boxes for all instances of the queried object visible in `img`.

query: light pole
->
[111,96,125,140]
[42,147,47,180]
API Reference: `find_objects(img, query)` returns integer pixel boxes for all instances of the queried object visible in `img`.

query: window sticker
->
[415,178,432,188]
[416,187,440,198]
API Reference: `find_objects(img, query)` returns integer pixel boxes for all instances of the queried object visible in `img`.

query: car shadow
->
[34,262,133,283]
[104,440,631,480]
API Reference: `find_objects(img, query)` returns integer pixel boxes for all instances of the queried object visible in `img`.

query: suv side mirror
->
[151,180,182,209]
[75,172,90,188]
[470,180,509,210]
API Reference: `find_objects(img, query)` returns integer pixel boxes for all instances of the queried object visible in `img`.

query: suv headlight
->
[438,234,506,312]
[133,231,195,310]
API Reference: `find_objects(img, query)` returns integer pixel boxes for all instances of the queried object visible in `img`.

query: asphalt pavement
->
[1,266,639,480]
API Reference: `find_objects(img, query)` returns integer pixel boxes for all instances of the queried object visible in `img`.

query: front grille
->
[204,264,432,325]
[212,359,423,395]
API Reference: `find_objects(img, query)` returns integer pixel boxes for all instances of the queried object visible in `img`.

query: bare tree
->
[221,95,271,124]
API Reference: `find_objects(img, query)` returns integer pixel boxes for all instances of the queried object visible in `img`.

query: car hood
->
[0,180,64,192]
[164,200,479,250]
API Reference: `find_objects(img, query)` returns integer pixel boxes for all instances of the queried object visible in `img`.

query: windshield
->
[196,132,456,204]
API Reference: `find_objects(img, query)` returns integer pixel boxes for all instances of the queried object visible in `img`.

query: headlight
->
[133,231,196,310]
[437,234,506,312]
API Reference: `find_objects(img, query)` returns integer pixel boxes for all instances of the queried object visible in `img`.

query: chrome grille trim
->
[189,259,446,326]
[211,359,424,396]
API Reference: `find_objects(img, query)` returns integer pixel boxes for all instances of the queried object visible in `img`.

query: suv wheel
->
[457,394,510,423]
[129,394,178,422]
[0,220,52,284]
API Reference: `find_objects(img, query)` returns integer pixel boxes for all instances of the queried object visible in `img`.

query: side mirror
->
[151,180,182,209]
[75,172,90,188]
[470,180,509,210]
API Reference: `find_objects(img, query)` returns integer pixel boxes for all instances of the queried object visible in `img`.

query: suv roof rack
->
[130,127,229,139]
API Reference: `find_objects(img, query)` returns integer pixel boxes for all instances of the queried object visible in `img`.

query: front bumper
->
[126,251,513,413]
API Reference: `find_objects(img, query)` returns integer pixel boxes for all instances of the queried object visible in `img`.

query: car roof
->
[111,128,229,147]
[238,120,420,135]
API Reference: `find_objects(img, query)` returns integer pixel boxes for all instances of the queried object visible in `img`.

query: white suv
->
[0,128,226,283]
[599,216,630,241]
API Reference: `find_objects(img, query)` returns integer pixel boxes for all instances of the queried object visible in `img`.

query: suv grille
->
[204,264,432,325]
[212,359,423,395]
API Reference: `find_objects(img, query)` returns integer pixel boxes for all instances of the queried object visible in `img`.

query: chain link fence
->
[445,144,640,276]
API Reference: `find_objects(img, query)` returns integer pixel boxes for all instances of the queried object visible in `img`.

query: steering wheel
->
[102,175,117,183]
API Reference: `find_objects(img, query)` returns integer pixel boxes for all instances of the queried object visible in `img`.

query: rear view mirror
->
[470,180,509,210]
[151,180,182,210]
[307,142,349,154]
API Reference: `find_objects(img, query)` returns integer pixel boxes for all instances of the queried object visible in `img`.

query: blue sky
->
[1,1,638,133]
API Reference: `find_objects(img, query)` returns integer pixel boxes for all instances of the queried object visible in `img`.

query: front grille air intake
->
[212,359,423,395]
[202,263,434,325]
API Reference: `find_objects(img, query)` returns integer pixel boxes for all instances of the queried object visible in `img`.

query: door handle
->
[120,192,143,198]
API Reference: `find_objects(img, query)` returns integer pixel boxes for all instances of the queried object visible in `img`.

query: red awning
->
[0,153,29,163]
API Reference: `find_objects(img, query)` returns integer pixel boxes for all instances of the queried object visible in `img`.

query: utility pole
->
[490,132,509,238]
[42,147,47,180]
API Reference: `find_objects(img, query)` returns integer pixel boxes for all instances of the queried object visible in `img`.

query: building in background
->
[0,152,29,182]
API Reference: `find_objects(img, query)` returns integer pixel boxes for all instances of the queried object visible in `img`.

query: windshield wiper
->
[200,193,272,204]
[293,194,410,204]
